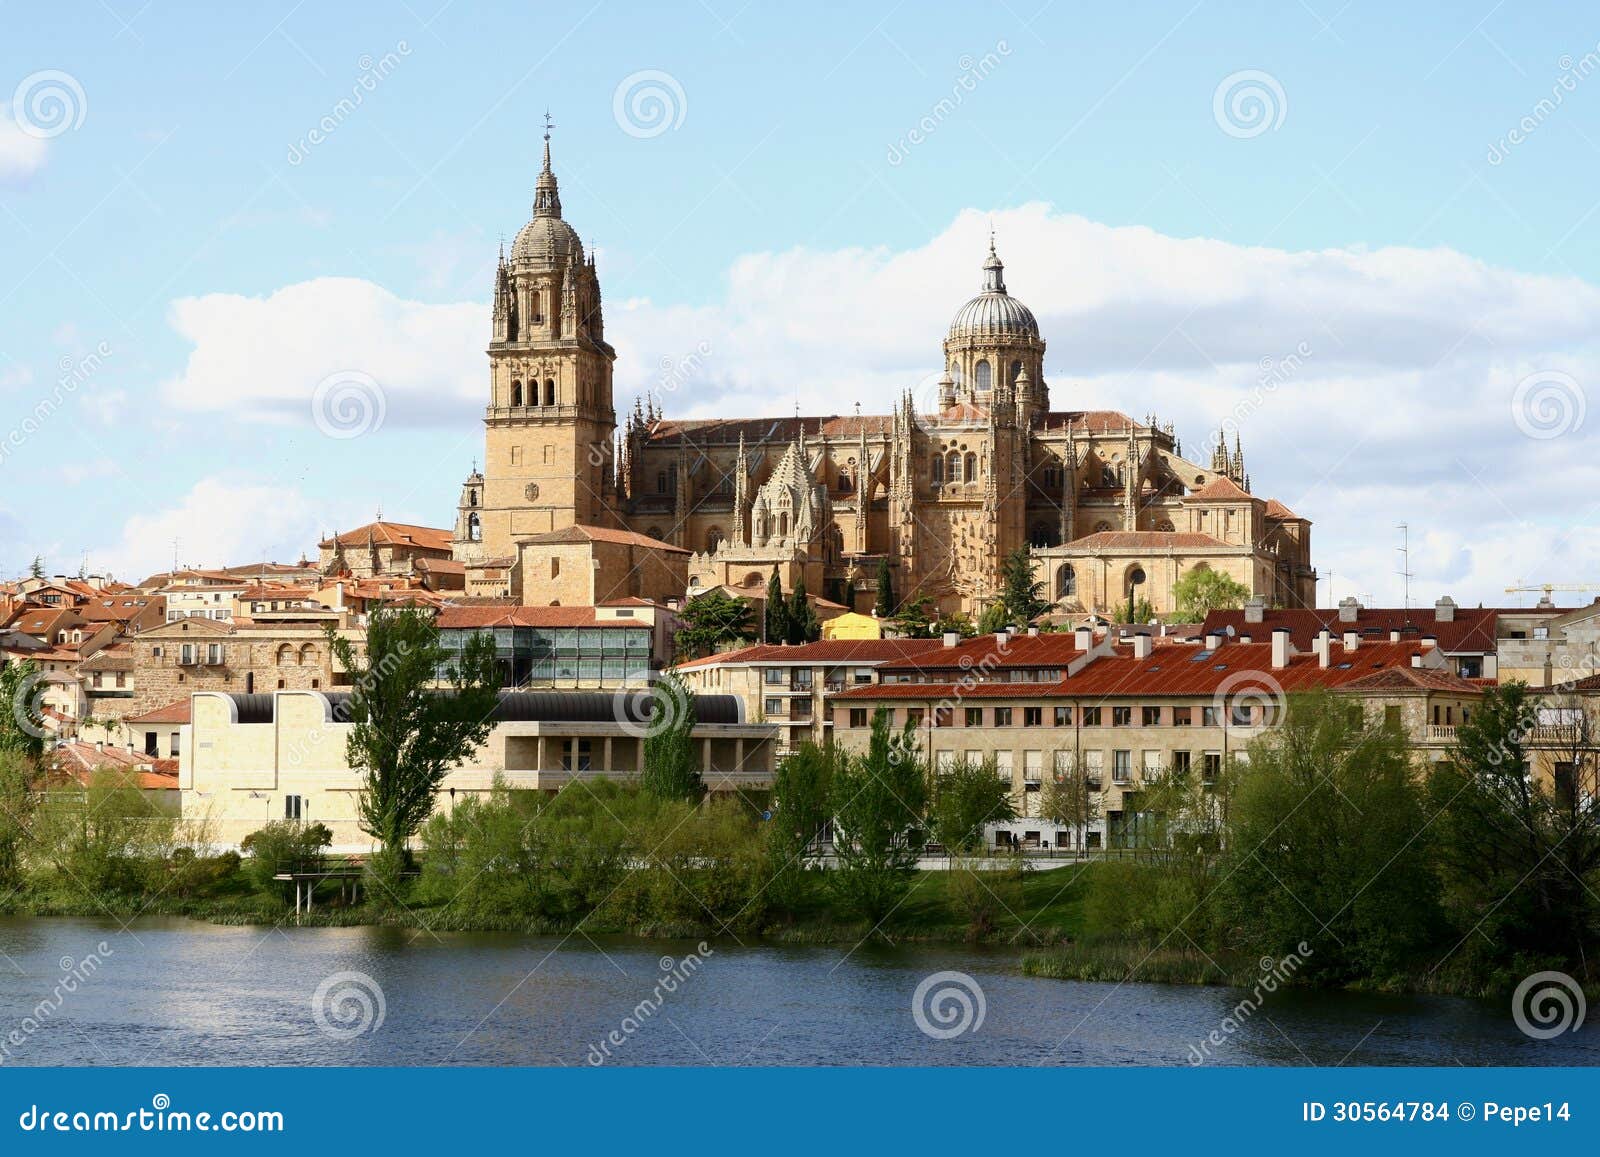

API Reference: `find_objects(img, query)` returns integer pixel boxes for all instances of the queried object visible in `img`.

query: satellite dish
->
[1224,625,1236,637]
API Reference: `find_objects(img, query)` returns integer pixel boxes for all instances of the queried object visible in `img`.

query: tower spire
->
[533,110,561,217]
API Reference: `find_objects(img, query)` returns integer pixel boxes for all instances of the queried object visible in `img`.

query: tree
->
[1428,684,1600,977]
[930,758,1016,852]
[786,577,820,645]
[993,545,1049,627]
[324,606,500,891]
[934,610,977,639]
[1039,760,1101,855]
[764,568,789,644]
[828,707,929,925]
[764,742,837,917]
[674,590,755,659]
[874,557,896,618]
[1171,568,1251,621]
[0,750,36,890]
[1222,692,1442,984]
[1114,597,1155,625]
[890,596,938,639]
[0,660,46,763]
[28,556,43,579]
[640,674,703,803]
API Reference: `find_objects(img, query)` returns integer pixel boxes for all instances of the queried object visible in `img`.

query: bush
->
[239,821,332,897]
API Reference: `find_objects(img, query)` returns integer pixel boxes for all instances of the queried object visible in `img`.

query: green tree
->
[829,707,929,925]
[239,820,334,897]
[891,596,938,639]
[874,557,896,618]
[934,610,977,638]
[0,751,36,890]
[1222,692,1442,984]
[0,660,46,762]
[325,606,500,891]
[1114,597,1155,624]
[1039,759,1101,855]
[764,568,789,644]
[674,590,755,659]
[1171,568,1251,621]
[28,556,43,579]
[1428,684,1600,977]
[639,674,703,803]
[929,757,1016,852]
[786,577,820,644]
[993,545,1049,627]
[768,742,835,857]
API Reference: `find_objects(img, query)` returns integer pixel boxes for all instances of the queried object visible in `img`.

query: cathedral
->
[452,130,1317,618]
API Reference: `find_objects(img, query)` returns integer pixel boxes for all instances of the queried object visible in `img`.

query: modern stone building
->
[451,129,1317,619]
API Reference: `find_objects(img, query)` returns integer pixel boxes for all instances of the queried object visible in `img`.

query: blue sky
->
[3,1,1599,603]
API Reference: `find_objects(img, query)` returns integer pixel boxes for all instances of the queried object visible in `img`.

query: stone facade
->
[455,133,1317,618]
[128,614,358,715]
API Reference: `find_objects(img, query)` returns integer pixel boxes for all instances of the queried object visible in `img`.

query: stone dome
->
[947,242,1039,341]
[511,214,582,266]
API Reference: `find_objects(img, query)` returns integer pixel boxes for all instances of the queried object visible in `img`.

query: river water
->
[0,916,1592,1066]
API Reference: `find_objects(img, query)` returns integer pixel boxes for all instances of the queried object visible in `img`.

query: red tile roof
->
[124,699,191,725]
[1184,477,1256,502]
[319,521,453,552]
[522,524,690,553]
[1201,606,1503,653]
[876,633,1090,675]
[436,606,643,629]
[1264,499,1301,519]
[838,640,1447,701]
[48,744,179,791]
[1062,531,1229,552]
[1340,667,1484,694]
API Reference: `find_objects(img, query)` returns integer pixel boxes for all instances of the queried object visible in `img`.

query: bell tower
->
[474,116,618,566]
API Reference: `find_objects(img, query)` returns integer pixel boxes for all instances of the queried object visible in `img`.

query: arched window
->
[947,450,960,482]
[837,471,851,494]
[1056,564,1077,599]
[778,511,790,538]
[467,512,481,542]
[657,471,669,494]
[532,291,542,322]
[298,643,315,666]
[705,528,724,553]
[275,643,293,666]
[1010,360,1022,385]
[975,359,992,391]
[469,489,478,507]
[964,452,977,482]
[544,379,556,405]
[551,559,560,578]
[931,455,943,483]
[510,380,523,407]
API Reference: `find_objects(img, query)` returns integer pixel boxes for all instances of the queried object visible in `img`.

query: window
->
[1024,750,1043,783]
[510,380,523,406]
[1172,705,1192,726]
[995,751,1013,780]
[765,668,785,685]
[905,708,924,728]
[765,698,784,716]
[1230,703,1252,726]
[1112,706,1131,726]
[849,708,867,728]
[1384,705,1402,729]
[935,751,955,771]
[1172,750,1191,774]
[933,706,952,728]
[1024,707,1042,727]
[994,707,1013,726]
[657,471,669,494]
[1112,750,1132,783]
[169,732,180,757]
[1054,706,1072,726]
[284,795,304,821]
[965,707,983,727]
[544,379,556,405]
[1202,752,1222,782]
[1201,705,1219,727]
[179,643,194,665]
[931,455,943,483]
[1082,706,1101,726]
[1053,750,1074,776]
[1083,750,1104,788]
[964,452,977,482]
[152,646,163,658]
[1141,750,1163,781]
[143,732,158,757]
[975,359,992,391]
[510,445,523,466]
[1056,564,1076,600]
[207,643,223,665]
[1142,706,1161,726]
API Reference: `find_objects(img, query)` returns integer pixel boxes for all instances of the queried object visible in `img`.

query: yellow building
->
[822,612,883,641]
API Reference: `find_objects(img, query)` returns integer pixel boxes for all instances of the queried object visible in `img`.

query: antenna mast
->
[1396,523,1413,615]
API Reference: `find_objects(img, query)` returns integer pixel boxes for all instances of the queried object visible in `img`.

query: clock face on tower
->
[524,483,540,501]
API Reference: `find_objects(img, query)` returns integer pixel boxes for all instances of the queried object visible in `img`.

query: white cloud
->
[156,207,1600,607]
[0,114,47,185]
[160,277,482,427]
[89,478,327,582]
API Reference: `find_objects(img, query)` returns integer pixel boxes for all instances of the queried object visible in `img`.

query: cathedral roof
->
[1183,477,1255,503]
[510,131,583,267]
[946,240,1039,342]
[644,415,893,445]
[521,523,690,554]
[318,521,453,551]
[1061,531,1232,552]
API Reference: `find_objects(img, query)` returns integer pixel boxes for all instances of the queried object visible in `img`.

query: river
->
[0,917,1591,1066]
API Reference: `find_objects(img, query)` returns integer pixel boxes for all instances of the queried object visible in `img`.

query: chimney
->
[1132,633,1152,659]
[1074,626,1092,650]
[1271,627,1292,669]
[942,631,960,648]
[1434,596,1457,623]
[1342,631,1359,651]
[1239,634,1252,645]
[994,631,1008,644]
[1338,596,1361,623]
[1243,597,1266,624]
[1389,629,1400,643]
[1411,652,1423,668]
[1315,634,1331,669]
[1027,626,1039,638]
[1204,633,1223,651]
[1420,635,1437,649]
